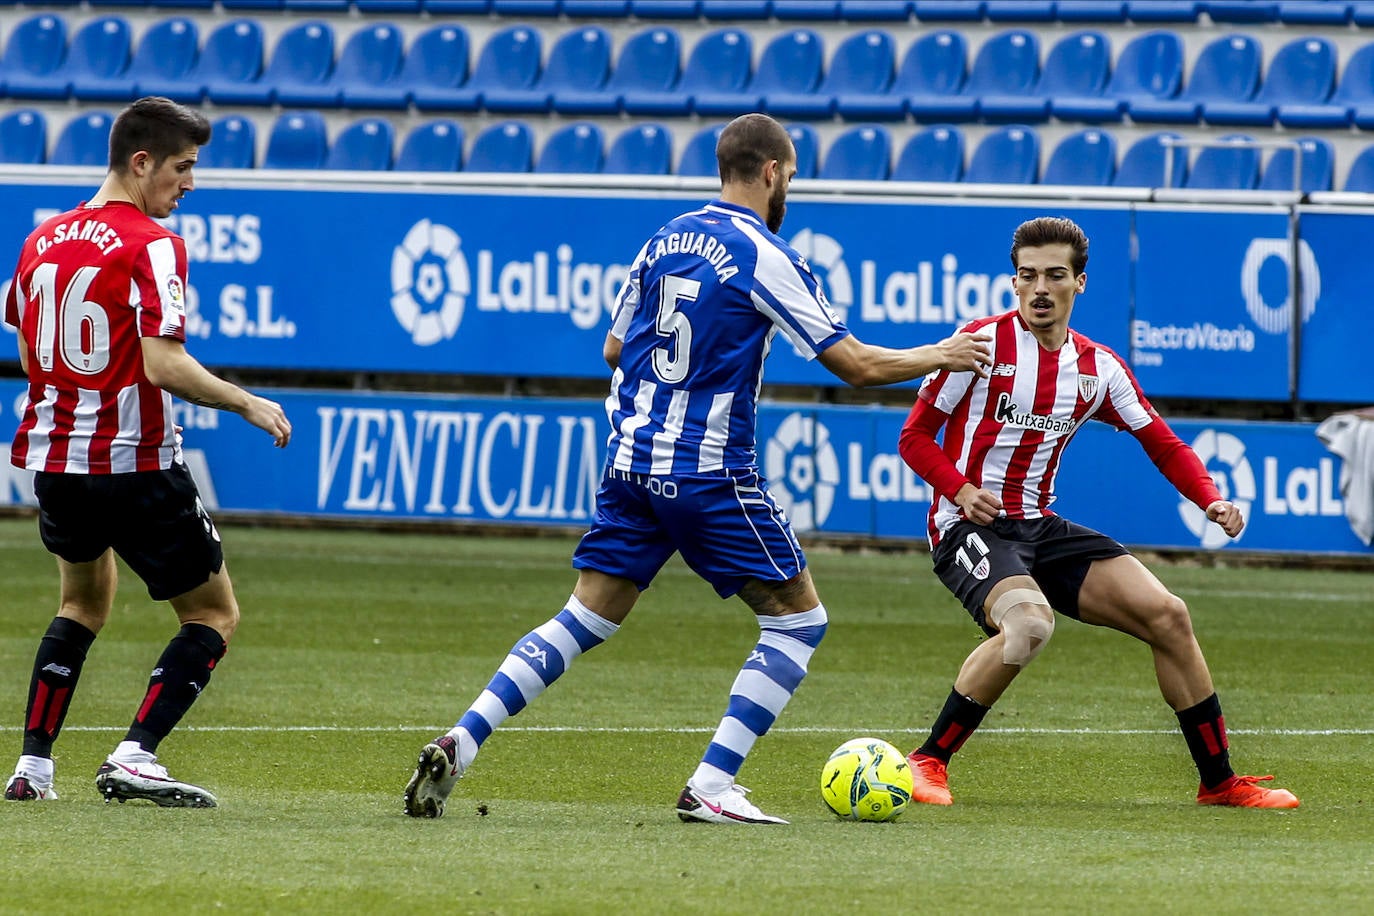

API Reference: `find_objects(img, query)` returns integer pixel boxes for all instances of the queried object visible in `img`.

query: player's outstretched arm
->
[818,330,991,388]
[140,337,292,447]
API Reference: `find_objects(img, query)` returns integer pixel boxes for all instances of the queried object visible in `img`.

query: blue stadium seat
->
[76,17,196,103]
[199,114,256,169]
[1183,134,1259,190]
[1113,130,1188,187]
[677,122,724,176]
[417,25,539,113]
[787,123,819,178]
[1342,142,1374,191]
[487,25,610,113]
[1030,31,1112,122]
[395,119,464,171]
[631,0,703,17]
[1279,37,1367,129]
[1259,136,1333,192]
[379,25,469,112]
[1056,1,1128,21]
[424,0,491,11]
[147,18,262,104]
[265,22,338,107]
[892,124,964,182]
[263,111,329,169]
[879,29,968,121]
[285,0,348,8]
[1277,1,1352,25]
[840,0,916,20]
[780,29,894,121]
[626,28,750,117]
[605,122,672,174]
[985,0,1055,20]
[818,124,890,181]
[325,118,394,170]
[222,0,285,7]
[492,0,558,12]
[969,30,1048,122]
[696,29,824,118]
[559,27,680,115]
[467,120,534,172]
[1054,29,1181,122]
[1206,36,1335,126]
[1130,34,1260,124]
[61,16,133,102]
[50,111,114,166]
[536,121,605,172]
[964,125,1040,183]
[1125,0,1200,21]
[774,0,841,18]
[563,0,631,14]
[0,109,46,164]
[913,1,984,19]
[1,15,70,100]
[1041,127,1116,186]
[326,23,406,109]
[1203,0,1278,22]
[357,0,421,10]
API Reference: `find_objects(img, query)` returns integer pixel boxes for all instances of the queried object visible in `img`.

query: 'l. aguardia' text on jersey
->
[4,201,188,474]
[605,200,848,474]
[915,310,1159,544]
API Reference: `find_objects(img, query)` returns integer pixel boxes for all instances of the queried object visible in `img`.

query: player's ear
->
[129,150,152,177]
[1076,271,1087,294]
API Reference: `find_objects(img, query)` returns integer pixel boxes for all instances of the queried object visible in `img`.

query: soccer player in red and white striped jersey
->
[3,97,291,807]
[898,216,1298,810]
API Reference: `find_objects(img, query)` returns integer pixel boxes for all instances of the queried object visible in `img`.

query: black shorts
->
[34,463,224,602]
[931,516,1129,635]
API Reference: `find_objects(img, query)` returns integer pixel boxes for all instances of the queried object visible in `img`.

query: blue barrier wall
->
[2,178,1369,402]
[0,382,1363,555]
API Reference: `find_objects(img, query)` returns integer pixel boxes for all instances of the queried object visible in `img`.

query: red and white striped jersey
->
[912,310,1159,545]
[4,201,187,474]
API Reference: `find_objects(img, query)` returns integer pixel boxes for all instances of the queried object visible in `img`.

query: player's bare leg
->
[909,577,1053,805]
[1078,555,1297,808]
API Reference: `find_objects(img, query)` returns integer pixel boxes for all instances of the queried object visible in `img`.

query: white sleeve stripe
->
[734,218,841,352]
[610,238,650,341]
[144,236,182,337]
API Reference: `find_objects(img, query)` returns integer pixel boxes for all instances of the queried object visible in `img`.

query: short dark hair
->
[109,96,211,173]
[715,113,794,185]
[1010,216,1090,276]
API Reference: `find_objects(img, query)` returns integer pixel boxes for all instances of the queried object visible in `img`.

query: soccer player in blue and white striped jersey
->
[404,114,992,823]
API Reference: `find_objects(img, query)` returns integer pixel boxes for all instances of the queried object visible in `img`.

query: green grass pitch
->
[0,517,1370,914]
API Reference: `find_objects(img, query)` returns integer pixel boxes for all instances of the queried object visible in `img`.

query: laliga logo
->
[1240,238,1319,335]
[390,219,471,346]
[1181,429,1255,549]
[764,412,840,531]
[787,228,853,322]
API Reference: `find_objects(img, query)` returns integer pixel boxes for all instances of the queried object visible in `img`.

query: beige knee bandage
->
[986,587,1055,668]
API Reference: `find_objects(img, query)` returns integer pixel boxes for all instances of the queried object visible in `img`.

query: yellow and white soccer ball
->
[820,737,914,822]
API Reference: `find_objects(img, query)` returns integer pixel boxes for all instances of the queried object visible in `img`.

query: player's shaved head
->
[716,114,795,185]
[109,96,211,173]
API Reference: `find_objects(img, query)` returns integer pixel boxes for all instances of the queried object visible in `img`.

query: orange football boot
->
[906,752,954,806]
[1196,774,1300,809]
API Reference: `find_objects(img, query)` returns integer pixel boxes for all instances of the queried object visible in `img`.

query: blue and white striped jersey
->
[605,200,849,474]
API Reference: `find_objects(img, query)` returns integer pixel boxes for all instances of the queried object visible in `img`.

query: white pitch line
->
[15,725,1374,736]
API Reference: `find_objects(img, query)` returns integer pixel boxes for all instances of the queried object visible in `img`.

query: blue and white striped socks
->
[690,604,828,794]
[448,595,619,772]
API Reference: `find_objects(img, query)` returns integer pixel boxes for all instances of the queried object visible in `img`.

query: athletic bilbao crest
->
[1078,375,1099,401]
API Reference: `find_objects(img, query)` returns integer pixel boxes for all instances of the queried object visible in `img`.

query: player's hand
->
[936,331,993,378]
[244,396,292,448]
[955,483,1002,526]
[1206,499,1245,538]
